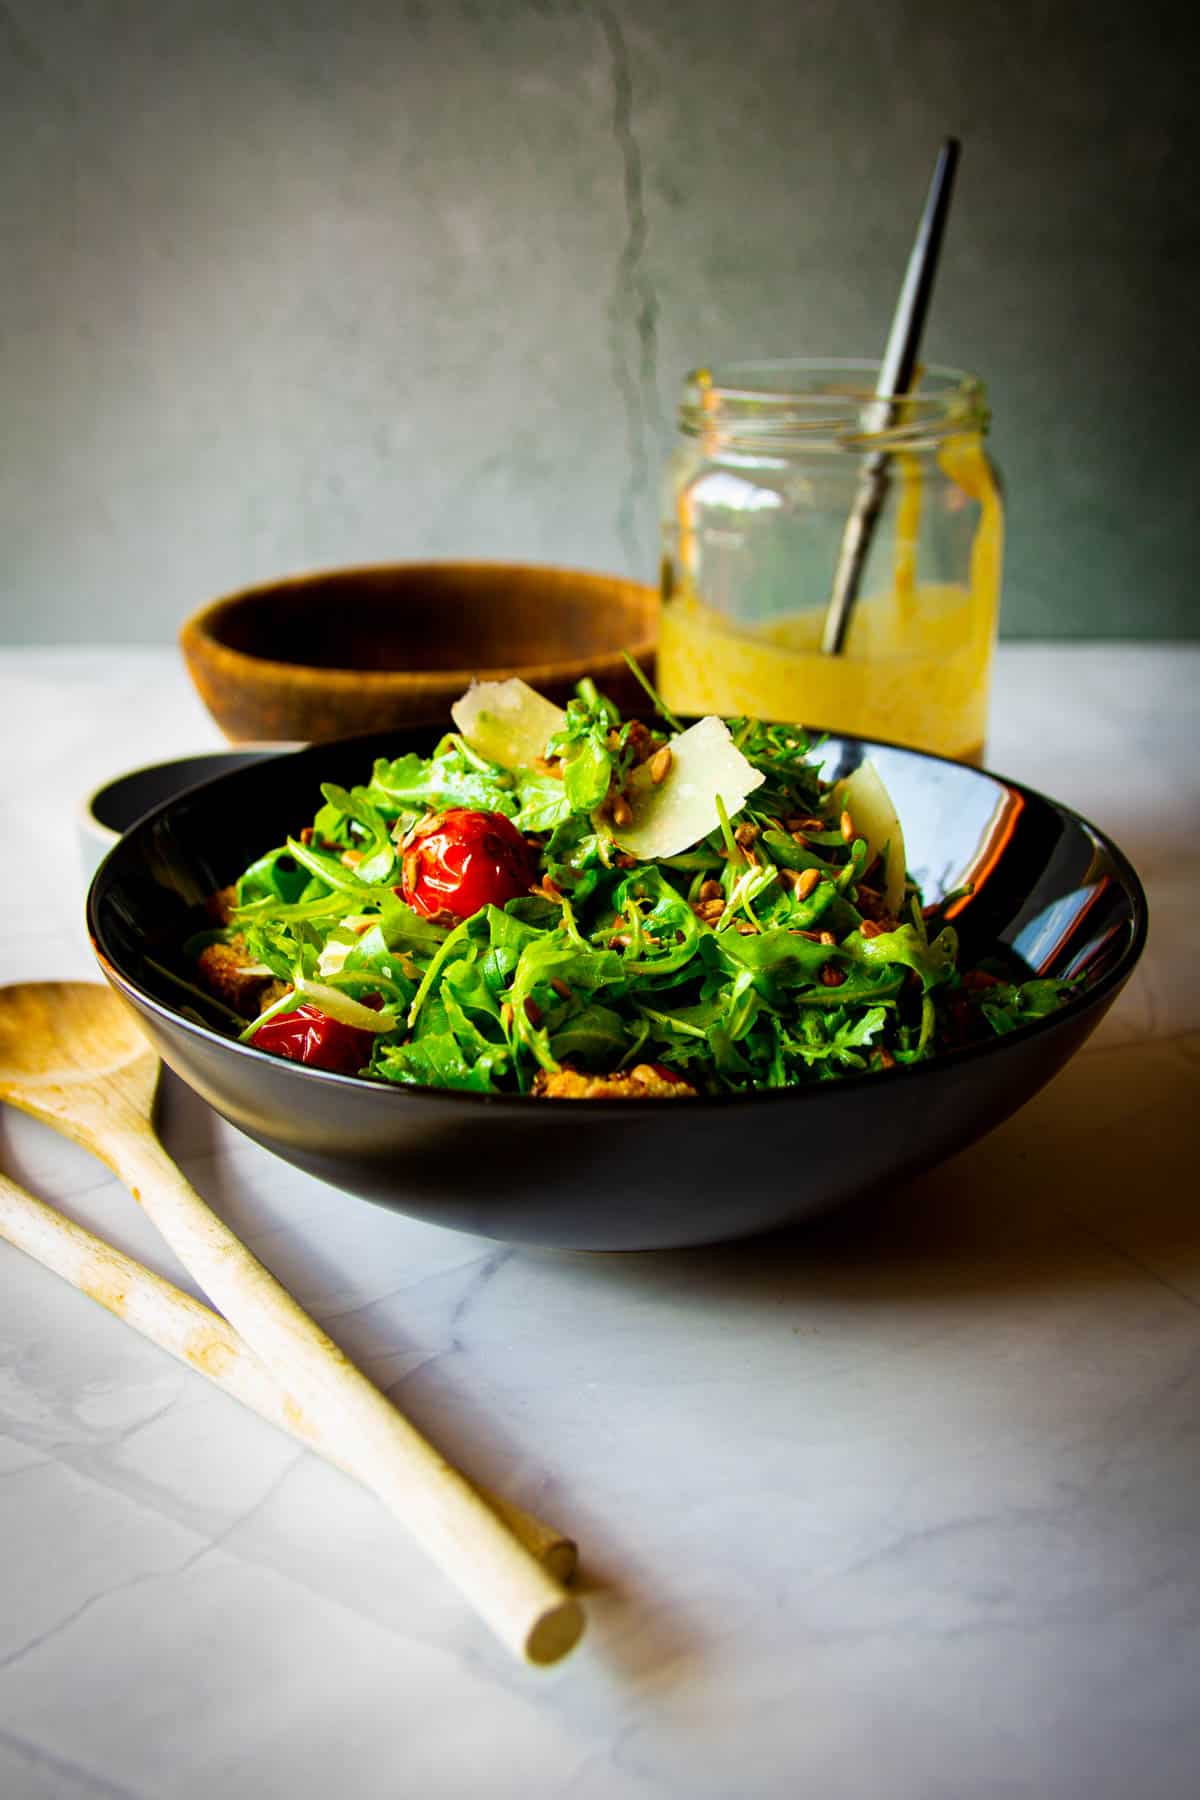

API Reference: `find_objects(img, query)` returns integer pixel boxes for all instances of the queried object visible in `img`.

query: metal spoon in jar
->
[820,137,960,655]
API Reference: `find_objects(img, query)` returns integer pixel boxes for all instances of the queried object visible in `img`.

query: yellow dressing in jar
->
[657,361,1004,762]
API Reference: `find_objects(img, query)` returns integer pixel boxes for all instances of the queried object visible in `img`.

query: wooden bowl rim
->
[179,560,659,692]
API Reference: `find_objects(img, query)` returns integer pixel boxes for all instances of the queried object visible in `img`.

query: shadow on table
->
[141,1032,1199,1694]
[563,1032,1200,1314]
[522,1035,1200,1690]
[405,1032,1198,1692]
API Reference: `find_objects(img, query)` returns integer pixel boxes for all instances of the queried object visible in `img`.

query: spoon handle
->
[0,1169,576,1582]
[820,137,960,655]
[100,1124,582,1665]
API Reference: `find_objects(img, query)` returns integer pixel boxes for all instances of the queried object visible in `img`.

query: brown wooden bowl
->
[179,561,660,743]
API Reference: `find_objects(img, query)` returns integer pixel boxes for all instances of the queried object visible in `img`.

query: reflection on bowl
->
[87,731,1147,1252]
[179,561,659,743]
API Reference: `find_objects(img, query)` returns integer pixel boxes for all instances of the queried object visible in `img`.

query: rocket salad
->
[189,672,1073,1097]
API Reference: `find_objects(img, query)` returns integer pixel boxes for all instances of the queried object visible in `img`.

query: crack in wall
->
[595,1,662,577]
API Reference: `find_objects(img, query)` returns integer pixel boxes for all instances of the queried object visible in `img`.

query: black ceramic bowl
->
[87,731,1147,1251]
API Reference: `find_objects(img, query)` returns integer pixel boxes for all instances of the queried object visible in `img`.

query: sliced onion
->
[293,977,397,1032]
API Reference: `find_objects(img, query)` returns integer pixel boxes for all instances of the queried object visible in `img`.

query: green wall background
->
[1,0,1194,642]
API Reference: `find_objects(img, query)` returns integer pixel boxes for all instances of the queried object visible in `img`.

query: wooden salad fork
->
[0,982,583,1665]
[0,1165,575,1579]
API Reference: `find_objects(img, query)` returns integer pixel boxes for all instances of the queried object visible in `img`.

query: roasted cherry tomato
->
[251,1004,376,1075]
[399,808,536,920]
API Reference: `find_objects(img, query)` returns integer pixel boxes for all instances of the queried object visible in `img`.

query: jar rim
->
[679,358,988,449]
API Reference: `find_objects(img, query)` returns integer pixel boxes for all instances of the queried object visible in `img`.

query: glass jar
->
[657,359,1004,762]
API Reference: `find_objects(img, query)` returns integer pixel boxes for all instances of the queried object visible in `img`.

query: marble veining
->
[0,646,1197,1798]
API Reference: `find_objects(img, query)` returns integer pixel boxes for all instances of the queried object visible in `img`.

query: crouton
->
[196,937,287,1018]
[204,885,239,927]
[531,1063,697,1100]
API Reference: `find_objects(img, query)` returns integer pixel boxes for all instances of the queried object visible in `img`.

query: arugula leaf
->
[374,1032,506,1093]
[785,1006,889,1067]
[406,913,484,1029]
[366,743,517,820]
[281,836,370,896]
[546,694,615,813]
[237,846,315,907]
[610,866,702,977]
[702,927,834,983]
[512,771,573,833]
[842,923,958,991]
[549,1002,628,1066]
[318,783,396,884]
[509,939,627,1015]
[975,976,1077,1035]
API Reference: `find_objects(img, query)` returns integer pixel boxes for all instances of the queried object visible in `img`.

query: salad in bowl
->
[186,670,1072,1098]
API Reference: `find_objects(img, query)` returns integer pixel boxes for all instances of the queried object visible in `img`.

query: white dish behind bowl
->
[79,746,301,885]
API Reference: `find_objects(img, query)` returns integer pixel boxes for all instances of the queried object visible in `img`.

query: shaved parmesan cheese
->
[611,715,765,861]
[317,936,354,979]
[451,678,565,772]
[316,915,378,978]
[837,760,907,915]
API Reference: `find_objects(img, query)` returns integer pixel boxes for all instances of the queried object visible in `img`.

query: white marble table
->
[1,646,1197,1800]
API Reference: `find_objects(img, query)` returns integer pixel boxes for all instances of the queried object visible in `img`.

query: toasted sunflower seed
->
[649,745,672,785]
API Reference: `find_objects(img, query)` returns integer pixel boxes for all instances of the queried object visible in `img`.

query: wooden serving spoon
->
[0,982,583,1666]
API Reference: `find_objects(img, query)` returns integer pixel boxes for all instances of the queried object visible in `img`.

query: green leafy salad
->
[189,671,1073,1098]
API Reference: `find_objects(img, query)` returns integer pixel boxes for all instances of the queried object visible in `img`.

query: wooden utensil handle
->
[103,1130,582,1665]
[0,1171,575,1582]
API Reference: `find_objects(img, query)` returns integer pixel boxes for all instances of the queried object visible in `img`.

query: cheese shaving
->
[837,760,907,914]
[451,678,566,772]
[610,716,765,860]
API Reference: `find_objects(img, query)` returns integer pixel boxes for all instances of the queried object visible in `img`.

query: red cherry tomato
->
[252,1004,376,1075]
[399,808,536,920]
